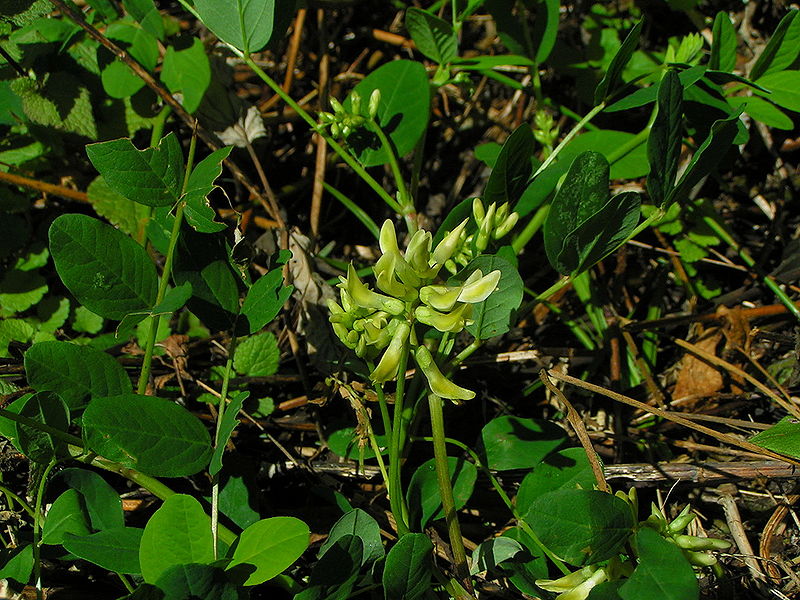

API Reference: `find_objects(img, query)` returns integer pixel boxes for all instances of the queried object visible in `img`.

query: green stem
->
[416,435,570,575]
[0,408,83,447]
[388,345,411,536]
[149,105,171,147]
[235,52,403,216]
[33,459,59,600]
[427,393,471,590]
[369,118,415,233]
[211,333,239,558]
[512,204,549,254]
[531,102,606,180]
[137,134,197,394]
[371,379,394,447]
[0,484,35,518]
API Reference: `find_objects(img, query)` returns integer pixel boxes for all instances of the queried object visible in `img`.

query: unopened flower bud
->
[674,535,730,551]
[415,346,475,401]
[475,202,497,252]
[405,229,433,275]
[350,90,361,115]
[472,198,485,223]
[667,507,695,534]
[330,97,344,114]
[494,212,519,239]
[432,218,469,267]
[368,89,381,118]
[370,321,410,383]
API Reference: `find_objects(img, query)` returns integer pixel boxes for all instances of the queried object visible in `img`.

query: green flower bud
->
[419,284,461,311]
[431,218,469,267]
[350,90,361,115]
[472,198,485,223]
[475,202,496,252]
[368,88,381,118]
[457,269,501,303]
[342,264,405,315]
[330,97,344,114]
[375,253,417,301]
[495,202,510,224]
[537,566,607,600]
[370,321,410,383]
[494,211,519,239]
[319,111,335,124]
[330,122,341,137]
[341,125,352,137]
[415,346,475,401]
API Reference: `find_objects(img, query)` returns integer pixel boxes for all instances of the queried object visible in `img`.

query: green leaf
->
[479,416,566,471]
[183,146,232,233]
[605,65,706,113]
[87,176,150,240]
[297,535,362,600]
[156,563,242,600]
[382,533,433,600]
[0,269,47,312]
[139,494,214,583]
[727,95,793,130]
[86,134,184,207]
[749,9,800,80]
[456,255,523,340]
[500,528,549,597]
[515,447,597,516]
[72,306,105,334]
[345,60,430,167]
[405,8,457,65]
[233,332,280,376]
[647,71,683,207]
[318,509,383,566]
[58,468,124,531]
[161,37,211,113]
[85,0,118,21]
[101,23,159,98]
[208,391,248,477]
[525,489,635,566]
[118,583,165,600]
[62,527,144,574]
[562,190,641,275]
[619,527,698,600]
[195,0,288,54]
[11,72,98,139]
[226,517,309,586]
[666,112,741,207]
[484,124,534,206]
[451,55,534,70]
[595,19,644,104]
[0,544,34,584]
[24,341,131,411]
[406,457,477,529]
[122,0,164,40]
[0,319,35,358]
[82,394,212,477]
[15,391,70,464]
[750,416,800,458]
[240,268,292,334]
[531,0,559,64]
[709,12,736,72]
[173,227,243,332]
[470,537,524,575]
[42,489,91,545]
[49,214,158,320]
[753,70,800,113]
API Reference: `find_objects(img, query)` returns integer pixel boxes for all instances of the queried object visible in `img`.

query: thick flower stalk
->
[328,219,501,400]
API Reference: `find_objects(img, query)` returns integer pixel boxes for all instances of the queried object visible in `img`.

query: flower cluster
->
[443,198,519,274]
[328,220,501,400]
[318,89,381,139]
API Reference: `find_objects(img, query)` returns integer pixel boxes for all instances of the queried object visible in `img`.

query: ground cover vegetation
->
[1,0,800,598]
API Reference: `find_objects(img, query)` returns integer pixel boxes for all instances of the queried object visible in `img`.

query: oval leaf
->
[515,447,597,516]
[24,341,131,411]
[226,516,309,586]
[525,489,635,566]
[15,391,70,464]
[317,509,383,566]
[619,527,699,600]
[82,394,212,477]
[62,527,144,574]
[480,416,566,471]
[139,494,214,583]
[407,456,477,529]
[345,60,430,167]
[382,533,433,600]
[49,214,158,320]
